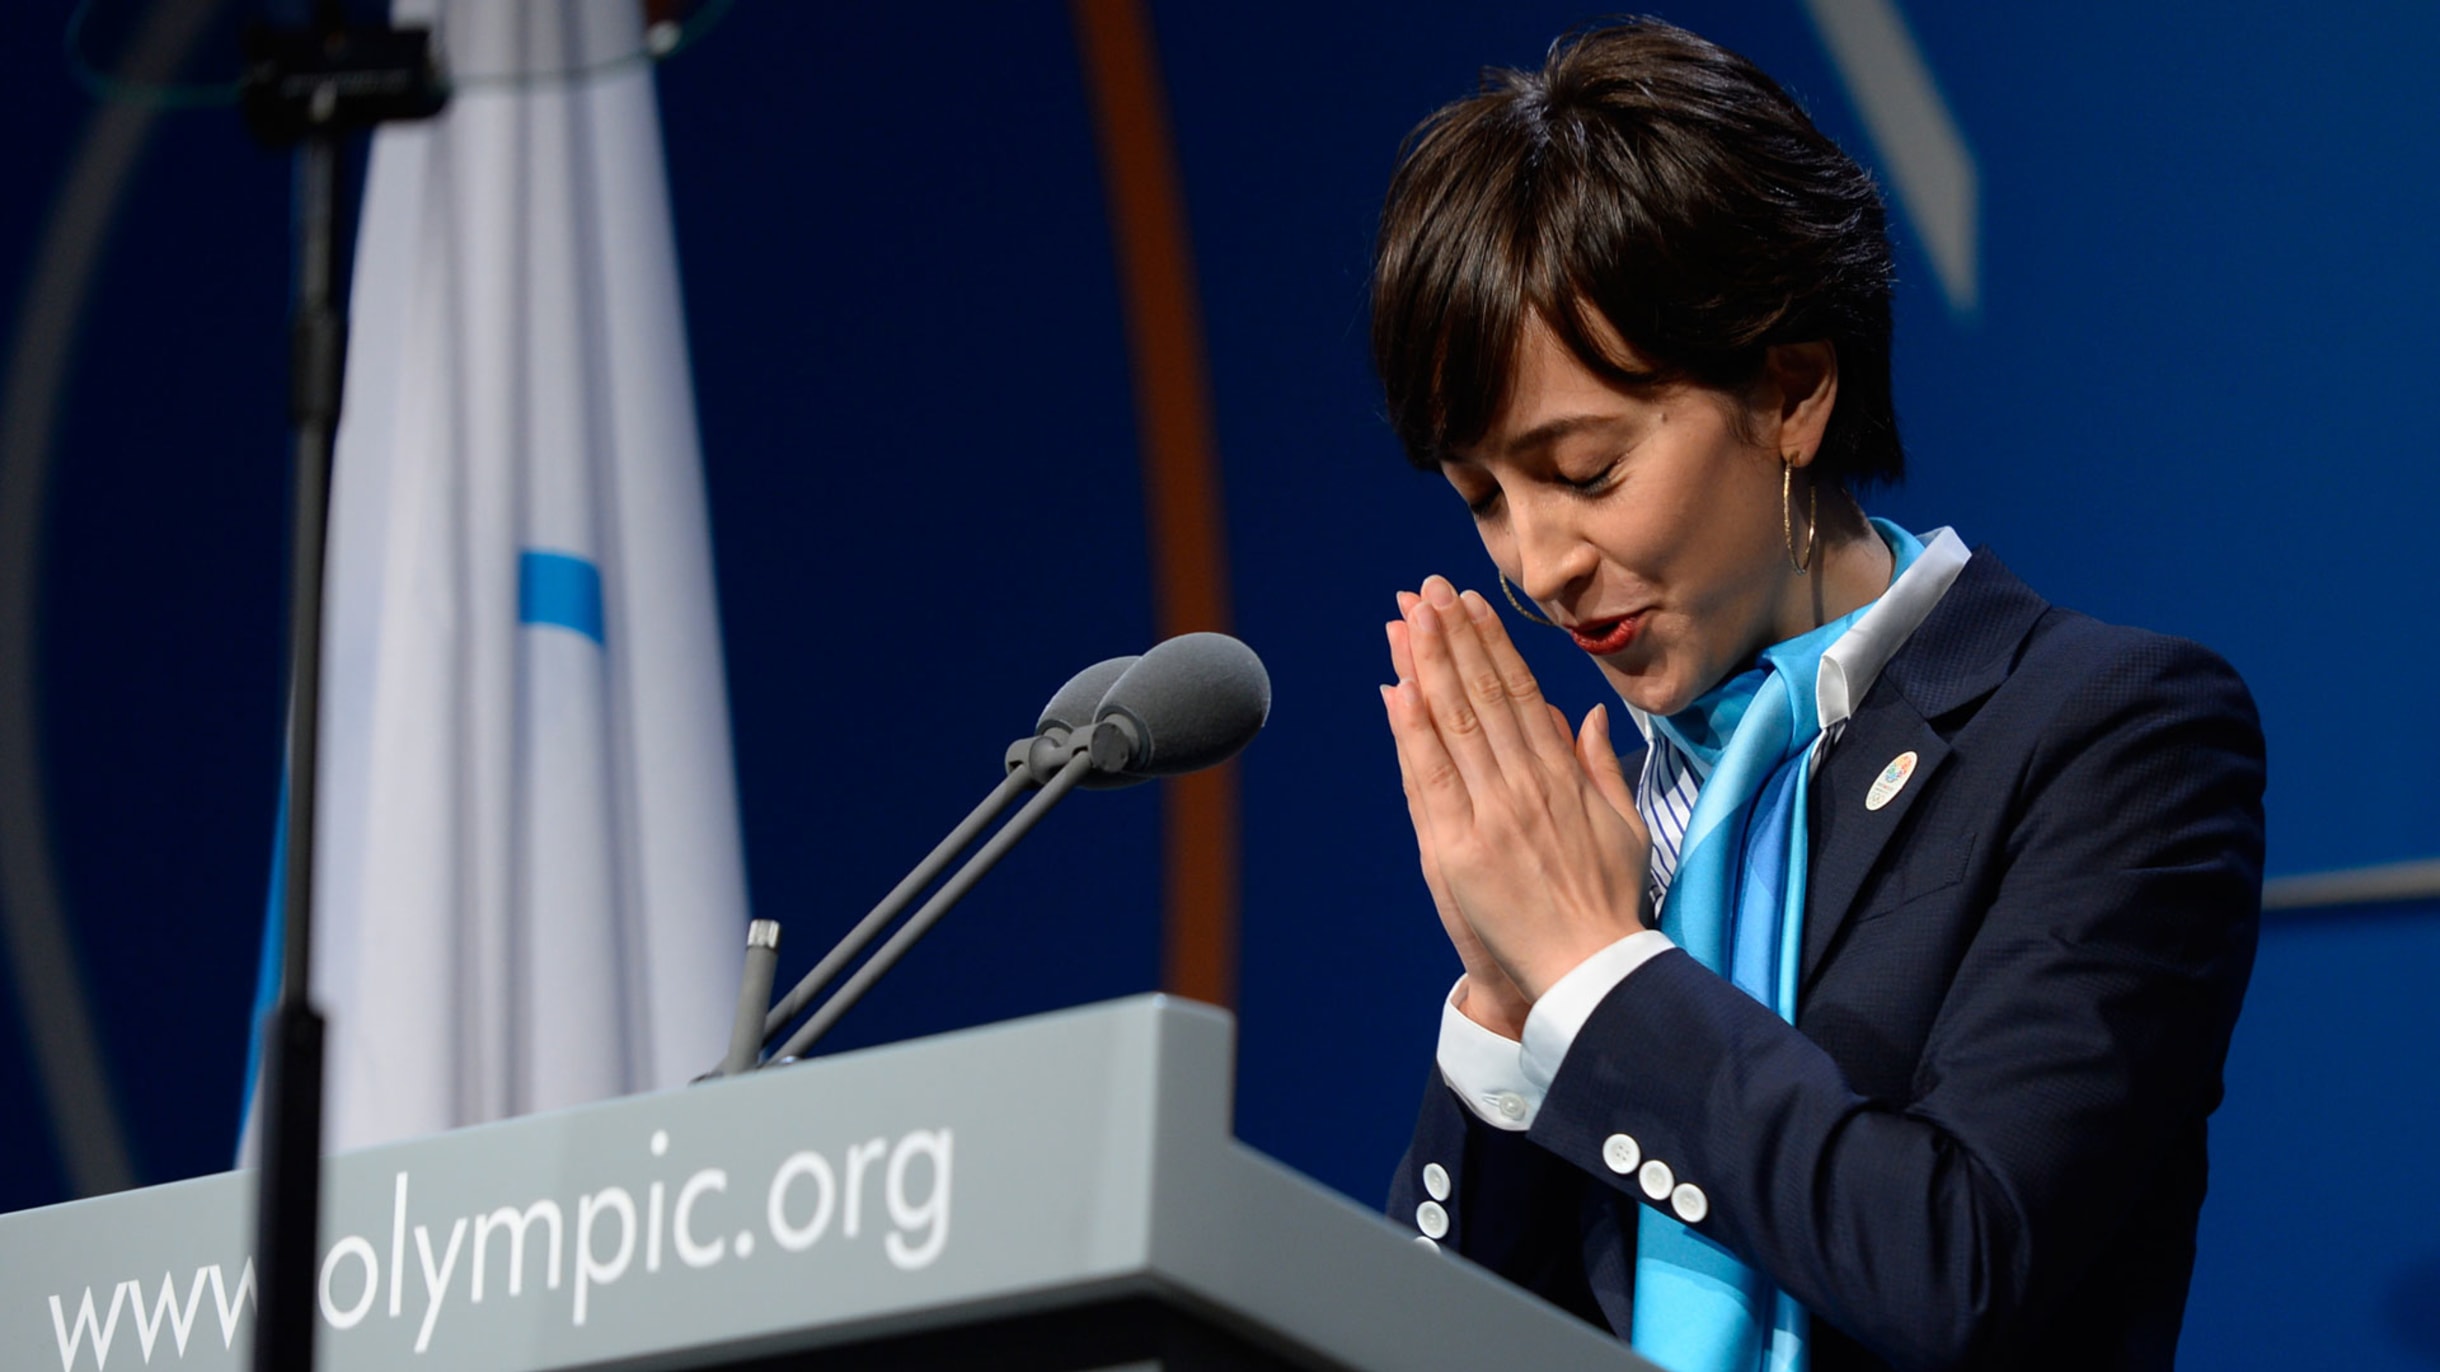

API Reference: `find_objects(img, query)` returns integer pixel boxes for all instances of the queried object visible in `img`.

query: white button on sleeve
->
[1421,1162,1451,1202]
[1601,1133,1641,1175]
[1670,1183,1708,1224]
[1415,1200,1450,1239]
[1638,1159,1675,1202]
[1520,930,1677,1090]
[1434,977,1542,1130]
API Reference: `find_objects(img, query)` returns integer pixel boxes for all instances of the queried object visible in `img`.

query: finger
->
[1383,685,1458,887]
[1382,674,1475,833]
[1380,680,1428,808]
[1578,703,1645,841]
[1468,586,1577,769]
[1410,578,1539,788]
[1386,618,1417,684]
[1454,581,1571,781]
[1544,701,1578,754]
[1391,698,1525,1013]
[1402,586,1501,796]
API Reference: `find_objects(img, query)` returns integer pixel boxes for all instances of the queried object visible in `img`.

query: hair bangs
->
[1371,19,1905,487]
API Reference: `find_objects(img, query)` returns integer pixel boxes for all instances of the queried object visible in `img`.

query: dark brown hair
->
[1371,19,1902,484]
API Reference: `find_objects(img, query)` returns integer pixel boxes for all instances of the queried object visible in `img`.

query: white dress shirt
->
[1438,527,1972,1129]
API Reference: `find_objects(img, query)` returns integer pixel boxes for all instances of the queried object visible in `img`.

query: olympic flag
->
[243,0,747,1154]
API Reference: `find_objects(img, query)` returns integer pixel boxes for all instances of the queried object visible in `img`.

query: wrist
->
[1512,923,1646,1003]
[1454,975,1529,1040]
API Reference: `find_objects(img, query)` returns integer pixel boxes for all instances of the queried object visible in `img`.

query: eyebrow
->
[1468,412,1633,465]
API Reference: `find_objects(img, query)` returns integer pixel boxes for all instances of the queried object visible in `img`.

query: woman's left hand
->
[1383,575,1654,1002]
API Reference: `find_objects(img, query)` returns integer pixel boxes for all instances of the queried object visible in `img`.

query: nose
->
[1505,496,1597,613]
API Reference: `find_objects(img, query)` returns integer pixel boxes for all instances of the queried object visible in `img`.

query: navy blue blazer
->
[1388,551,2265,1371]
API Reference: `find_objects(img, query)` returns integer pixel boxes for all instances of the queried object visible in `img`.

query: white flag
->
[250,0,747,1152]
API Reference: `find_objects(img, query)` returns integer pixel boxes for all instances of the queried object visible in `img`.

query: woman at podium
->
[1371,20,2262,1372]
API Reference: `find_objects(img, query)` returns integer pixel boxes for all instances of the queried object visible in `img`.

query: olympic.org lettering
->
[44,1126,952,1369]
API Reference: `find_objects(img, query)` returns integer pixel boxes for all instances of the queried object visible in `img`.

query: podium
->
[0,996,1653,1370]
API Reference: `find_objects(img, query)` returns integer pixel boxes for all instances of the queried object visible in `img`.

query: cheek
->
[1665,465,1785,601]
[1469,524,1516,583]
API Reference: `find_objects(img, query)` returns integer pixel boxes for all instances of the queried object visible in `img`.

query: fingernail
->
[1460,588,1492,621]
[1396,590,1420,612]
[1422,575,1457,608]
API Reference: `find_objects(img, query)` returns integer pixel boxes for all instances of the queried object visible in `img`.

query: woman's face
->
[1442,317,1818,718]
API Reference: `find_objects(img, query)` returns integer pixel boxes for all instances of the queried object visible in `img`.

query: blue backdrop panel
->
[2,3,2435,1366]
[656,4,1167,1059]
[2185,902,2440,1371]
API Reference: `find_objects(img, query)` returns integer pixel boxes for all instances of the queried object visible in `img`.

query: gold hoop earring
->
[1498,573,1558,627]
[1782,459,1817,574]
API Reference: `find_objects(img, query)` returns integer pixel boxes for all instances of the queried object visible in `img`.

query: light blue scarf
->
[1629,521,1925,1372]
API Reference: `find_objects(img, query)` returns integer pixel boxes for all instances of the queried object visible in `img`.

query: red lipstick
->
[1569,614,1642,656]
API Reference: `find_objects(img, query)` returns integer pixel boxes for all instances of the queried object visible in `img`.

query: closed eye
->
[1561,460,1619,496]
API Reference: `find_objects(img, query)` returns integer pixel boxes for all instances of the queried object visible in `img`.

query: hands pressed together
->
[1381,576,1655,1039]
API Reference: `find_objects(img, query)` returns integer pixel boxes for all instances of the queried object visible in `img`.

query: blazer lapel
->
[1799,551,2052,990]
[1801,702,1949,988]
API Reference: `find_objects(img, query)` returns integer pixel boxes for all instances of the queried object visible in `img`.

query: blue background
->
[3,3,2435,1367]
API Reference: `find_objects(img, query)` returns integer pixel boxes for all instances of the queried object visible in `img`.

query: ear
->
[1762,341,1839,469]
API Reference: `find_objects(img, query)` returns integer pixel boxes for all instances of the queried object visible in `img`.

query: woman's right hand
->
[1385,592,1536,1039]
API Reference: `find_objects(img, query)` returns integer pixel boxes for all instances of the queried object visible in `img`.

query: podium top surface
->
[0,995,1650,1371]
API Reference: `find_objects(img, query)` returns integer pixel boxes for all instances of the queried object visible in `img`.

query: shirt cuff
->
[1435,977,1539,1131]
[1519,930,1677,1091]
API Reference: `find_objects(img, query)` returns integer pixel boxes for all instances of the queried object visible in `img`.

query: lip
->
[1566,612,1644,657]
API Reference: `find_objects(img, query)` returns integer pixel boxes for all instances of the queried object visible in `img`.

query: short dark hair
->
[1370,19,1903,485]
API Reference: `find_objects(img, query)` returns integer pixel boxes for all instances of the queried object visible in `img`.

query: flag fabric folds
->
[244,0,747,1154]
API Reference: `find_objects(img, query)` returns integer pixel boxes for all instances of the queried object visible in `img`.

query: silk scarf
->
[1629,521,1926,1372]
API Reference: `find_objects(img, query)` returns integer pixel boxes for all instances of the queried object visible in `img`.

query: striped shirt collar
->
[1629,526,1970,910]
[1625,525,1972,752]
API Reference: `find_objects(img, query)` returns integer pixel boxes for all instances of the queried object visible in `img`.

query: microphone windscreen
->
[1037,656,1139,737]
[1095,633,1271,776]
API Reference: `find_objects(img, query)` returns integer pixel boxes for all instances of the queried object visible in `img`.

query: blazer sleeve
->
[1521,634,2264,1370]
[1389,1067,1617,1332]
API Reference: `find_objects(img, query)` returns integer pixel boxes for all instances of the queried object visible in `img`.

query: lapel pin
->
[1866,751,1918,812]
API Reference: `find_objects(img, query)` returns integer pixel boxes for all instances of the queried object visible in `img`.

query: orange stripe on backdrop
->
[1070,0,1237,1009]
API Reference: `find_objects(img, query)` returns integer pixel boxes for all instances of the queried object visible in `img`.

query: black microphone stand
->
[237,10,442,1370]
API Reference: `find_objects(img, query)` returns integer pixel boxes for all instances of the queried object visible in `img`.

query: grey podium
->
[0,995,1655,1371]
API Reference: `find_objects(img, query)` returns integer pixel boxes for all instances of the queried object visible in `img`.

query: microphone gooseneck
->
[751,654,1148,1058]
[771,749,1097,1062]
[745,634,1272,1069]
[755,767,1032,1050]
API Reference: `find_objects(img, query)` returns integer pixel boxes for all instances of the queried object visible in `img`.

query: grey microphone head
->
[1093,632,1271,777]
[1035,654,1150,790]
[1037,655,1140,738]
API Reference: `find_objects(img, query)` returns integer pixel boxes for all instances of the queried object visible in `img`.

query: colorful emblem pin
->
[1866,751,1918,811]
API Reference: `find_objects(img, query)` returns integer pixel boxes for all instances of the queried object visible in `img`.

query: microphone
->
[1039,654,1139,737]
[1008,655,1148,790]
[746,655,1145,1066]
[761,634,1271,1065]
[1089,632,1272,777]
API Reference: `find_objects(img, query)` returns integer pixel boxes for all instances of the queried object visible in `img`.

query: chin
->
[1595,659,1697,720]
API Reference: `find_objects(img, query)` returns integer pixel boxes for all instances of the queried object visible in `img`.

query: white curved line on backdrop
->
[1800,0,1980,314]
